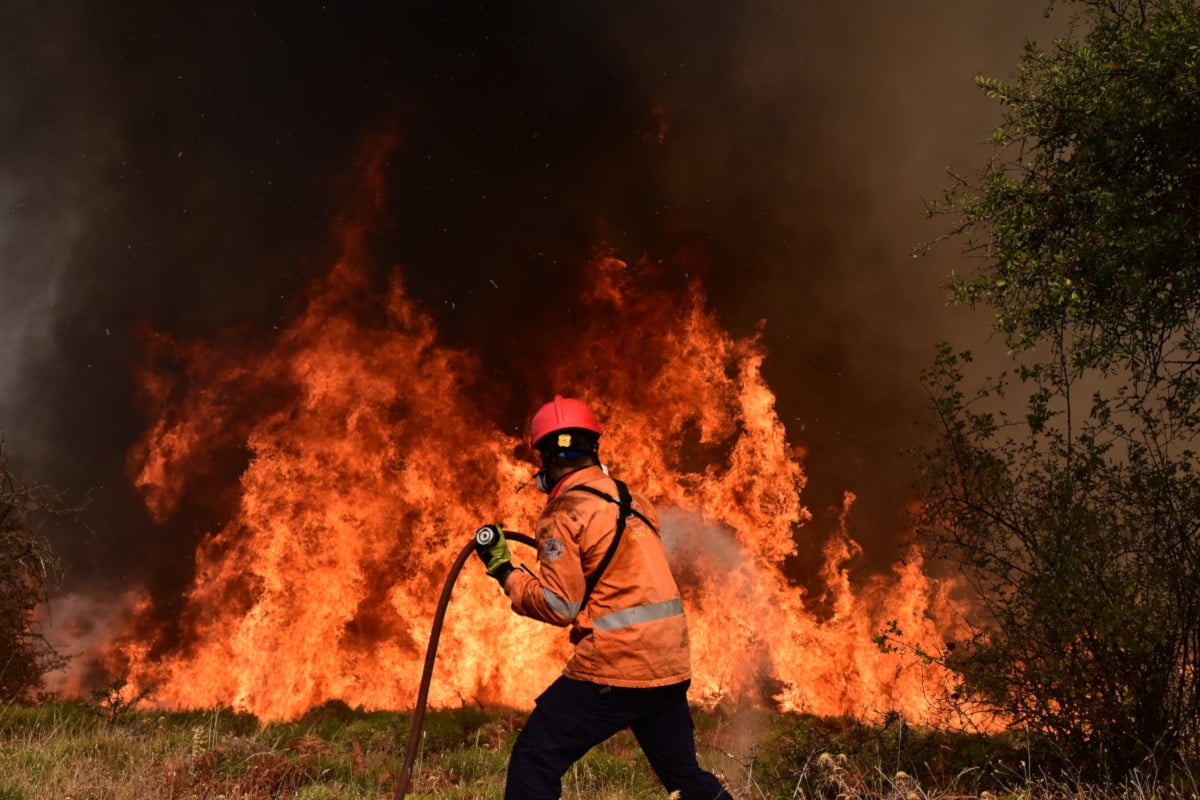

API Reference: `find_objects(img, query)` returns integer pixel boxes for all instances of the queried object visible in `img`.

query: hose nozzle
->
[474,525,498,547]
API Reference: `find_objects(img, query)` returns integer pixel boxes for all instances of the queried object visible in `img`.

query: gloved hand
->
[474,524,514,586]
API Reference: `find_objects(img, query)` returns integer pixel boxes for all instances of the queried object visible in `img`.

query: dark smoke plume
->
[1,3,1053,644]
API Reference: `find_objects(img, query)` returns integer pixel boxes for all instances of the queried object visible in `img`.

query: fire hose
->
[392,527,536,800]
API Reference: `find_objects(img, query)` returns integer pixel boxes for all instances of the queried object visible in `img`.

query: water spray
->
[392,527,536,799]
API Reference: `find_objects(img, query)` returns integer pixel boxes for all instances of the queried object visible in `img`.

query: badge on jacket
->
[542,538,565,560]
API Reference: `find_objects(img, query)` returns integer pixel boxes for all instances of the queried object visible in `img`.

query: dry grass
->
[0,701,1195,799]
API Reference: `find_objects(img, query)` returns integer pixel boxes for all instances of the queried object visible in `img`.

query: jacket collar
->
[547,464,607,500]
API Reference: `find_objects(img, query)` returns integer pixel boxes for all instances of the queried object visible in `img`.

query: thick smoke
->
[606,3,1060,578]
[2,3,1052,646]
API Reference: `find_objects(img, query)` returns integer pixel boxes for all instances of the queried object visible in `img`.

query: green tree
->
[0,442,70,701]
[915,0,1200,776]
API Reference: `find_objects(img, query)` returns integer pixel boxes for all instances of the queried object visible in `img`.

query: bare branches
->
[0,441,77,702]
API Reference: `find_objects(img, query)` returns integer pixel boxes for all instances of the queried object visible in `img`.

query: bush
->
[0,442,74,701]
[920,0,1200,777]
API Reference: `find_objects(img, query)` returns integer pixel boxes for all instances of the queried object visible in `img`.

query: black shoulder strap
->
[567,481,658,533]
[566,479,656,607]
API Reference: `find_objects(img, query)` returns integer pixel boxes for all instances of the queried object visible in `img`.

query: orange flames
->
[97,138,972,725]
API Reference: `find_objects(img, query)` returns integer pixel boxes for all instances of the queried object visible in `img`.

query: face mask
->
[536,462,607,494]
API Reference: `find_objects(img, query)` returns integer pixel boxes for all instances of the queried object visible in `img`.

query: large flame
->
[98,138,971,724]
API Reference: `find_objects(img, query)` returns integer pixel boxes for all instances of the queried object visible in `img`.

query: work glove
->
[474,524,514,587]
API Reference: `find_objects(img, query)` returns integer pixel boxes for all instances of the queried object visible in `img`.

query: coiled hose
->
[392,530,536,800]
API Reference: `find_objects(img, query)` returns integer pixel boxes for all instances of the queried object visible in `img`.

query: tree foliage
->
[917,0,1200,776]
[0,442,70,701]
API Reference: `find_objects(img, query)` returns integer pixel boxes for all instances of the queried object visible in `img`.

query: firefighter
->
[474,395,735,800]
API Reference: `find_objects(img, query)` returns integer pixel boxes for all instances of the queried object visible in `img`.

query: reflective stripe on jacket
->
[504,465,692,687]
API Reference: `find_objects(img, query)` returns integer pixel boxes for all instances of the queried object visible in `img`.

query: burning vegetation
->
[49,138,979,726]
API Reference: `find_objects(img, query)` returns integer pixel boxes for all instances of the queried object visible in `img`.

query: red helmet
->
[530,395,602,451]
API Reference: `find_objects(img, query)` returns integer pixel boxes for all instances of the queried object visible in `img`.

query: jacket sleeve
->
[503,504,590,626]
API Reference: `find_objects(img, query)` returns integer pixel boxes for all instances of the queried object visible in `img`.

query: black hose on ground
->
[392,531,536,800]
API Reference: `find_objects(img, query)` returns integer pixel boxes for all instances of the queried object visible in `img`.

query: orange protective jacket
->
[504,465,692,687]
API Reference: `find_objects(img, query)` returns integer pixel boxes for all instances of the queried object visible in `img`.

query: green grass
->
[0,701,1196,799]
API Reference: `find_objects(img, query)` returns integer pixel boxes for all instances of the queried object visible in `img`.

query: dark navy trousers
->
[504,676,734,800]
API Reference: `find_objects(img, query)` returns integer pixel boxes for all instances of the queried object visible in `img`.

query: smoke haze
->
[3,2,1054,657]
